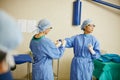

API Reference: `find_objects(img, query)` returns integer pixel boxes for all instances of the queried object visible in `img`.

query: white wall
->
[0,0,120,80]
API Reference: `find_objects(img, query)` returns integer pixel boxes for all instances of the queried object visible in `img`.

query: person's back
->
[30,19,65,80]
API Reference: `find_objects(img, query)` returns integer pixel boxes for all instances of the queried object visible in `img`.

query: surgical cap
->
[81,19,92,30]
[37,19,51,32]
[0,10,22,52]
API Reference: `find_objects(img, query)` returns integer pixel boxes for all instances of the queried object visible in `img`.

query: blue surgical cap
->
[81,19,92,30]
[0,10,23,52]
[37,19,51,32]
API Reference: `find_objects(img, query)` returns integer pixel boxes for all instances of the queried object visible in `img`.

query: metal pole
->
[93,0,120,10]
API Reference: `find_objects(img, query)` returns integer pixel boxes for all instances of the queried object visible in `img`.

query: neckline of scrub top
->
[33,35,45,40]
[83,34,91,37]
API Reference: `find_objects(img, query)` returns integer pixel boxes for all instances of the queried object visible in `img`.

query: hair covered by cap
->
[81,19,92,30]
[37,19,51,32]
[0,10,23,52]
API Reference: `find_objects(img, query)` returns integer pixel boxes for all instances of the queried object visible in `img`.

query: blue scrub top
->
[0,71,13,80]
[30,36,65,80]
[65,34,101,80]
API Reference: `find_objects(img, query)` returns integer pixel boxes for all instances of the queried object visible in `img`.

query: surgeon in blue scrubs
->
[64,19,101,80]
[30,19,65,80]
[0,10,22,80]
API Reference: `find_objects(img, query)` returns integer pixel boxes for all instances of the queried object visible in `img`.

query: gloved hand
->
[6,53,15,68]
[88,44,95,55]
[55,40,62,47]
[55,39,66,47]
[61,39,66,47]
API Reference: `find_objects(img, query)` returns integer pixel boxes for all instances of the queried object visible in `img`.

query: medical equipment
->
[92,0,120,10]
[93,58,120,80]
[53,59,60,80]
[73,0,82,25]
[14,54,32,80]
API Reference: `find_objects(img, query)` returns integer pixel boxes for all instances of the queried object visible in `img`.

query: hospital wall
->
[0,0,120,80]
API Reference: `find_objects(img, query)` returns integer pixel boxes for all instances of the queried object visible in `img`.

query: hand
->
[55,40,62,47]
[6,53,15,68]
[55,39,66,47]
[88,44,93,50]
[61,39,66,47]
[88,44,95,55]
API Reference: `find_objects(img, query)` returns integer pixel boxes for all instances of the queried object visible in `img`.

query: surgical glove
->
[55,40,62,47]
[6,53,15,68]
[88,44,95,55]
[61,39,66,47]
